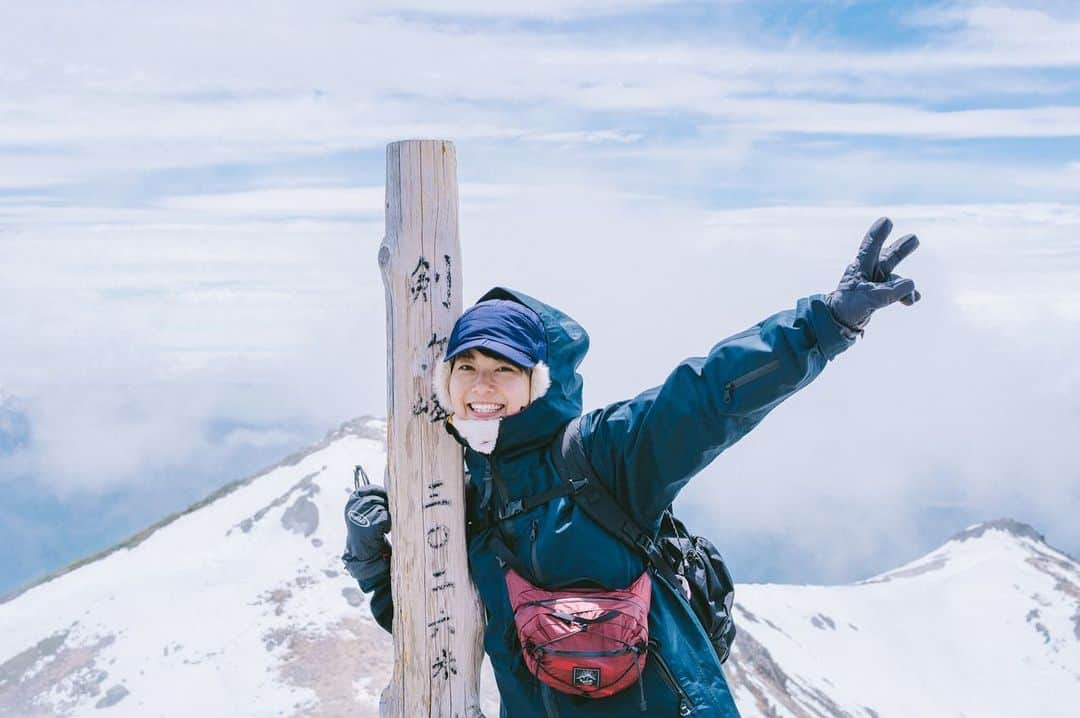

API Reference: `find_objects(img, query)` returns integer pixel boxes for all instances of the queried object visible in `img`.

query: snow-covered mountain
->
[729,517,1079,717]
[1,419,1077,717]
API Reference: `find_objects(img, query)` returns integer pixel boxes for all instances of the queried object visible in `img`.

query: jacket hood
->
[447,287,589,457]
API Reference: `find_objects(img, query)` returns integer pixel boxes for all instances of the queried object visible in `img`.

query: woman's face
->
[448,349,531,420]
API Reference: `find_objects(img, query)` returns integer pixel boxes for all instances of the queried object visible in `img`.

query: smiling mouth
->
[468,402,505,418]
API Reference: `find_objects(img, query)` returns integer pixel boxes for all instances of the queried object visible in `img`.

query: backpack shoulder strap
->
[550,416,595,480]
[550,417,683,591]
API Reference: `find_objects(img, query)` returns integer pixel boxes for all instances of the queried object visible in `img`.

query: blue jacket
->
[353,287,855,717]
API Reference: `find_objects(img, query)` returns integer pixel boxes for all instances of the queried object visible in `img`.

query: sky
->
[1,0,1079,596]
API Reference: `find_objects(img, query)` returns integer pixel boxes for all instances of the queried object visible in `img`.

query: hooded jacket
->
[356,287,855,717]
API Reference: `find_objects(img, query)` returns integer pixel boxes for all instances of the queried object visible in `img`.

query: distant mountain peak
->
[324,416,386,446]
[949,518,1046,545]
[859,517,1062,587]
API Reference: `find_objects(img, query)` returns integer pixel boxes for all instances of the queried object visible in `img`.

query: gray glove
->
[342,485,392,586]
[825,217,921,337]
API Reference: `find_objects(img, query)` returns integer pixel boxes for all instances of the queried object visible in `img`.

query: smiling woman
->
[342,222,924,715]
[448,350,532,420]
[429,298,554,454]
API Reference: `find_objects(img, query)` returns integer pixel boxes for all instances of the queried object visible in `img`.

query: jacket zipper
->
[723,359,781,403]
[530,519,546,585]
[486,456,508,505]
[648,639,695,715]
[540,683,560,718]
[484,456,518,572]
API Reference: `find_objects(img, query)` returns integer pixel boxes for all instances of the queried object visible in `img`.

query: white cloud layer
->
[1,0,1079,191]
[1,0,1078,587]
[3,186,1078,559]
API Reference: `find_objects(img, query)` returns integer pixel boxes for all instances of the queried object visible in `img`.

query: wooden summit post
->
[378,140,486,718]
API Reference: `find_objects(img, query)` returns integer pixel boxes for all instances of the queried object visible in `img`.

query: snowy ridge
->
[729,519,1080,717]
[0,417,387,605]
[0,417,476,718]
[2,420,1077,717]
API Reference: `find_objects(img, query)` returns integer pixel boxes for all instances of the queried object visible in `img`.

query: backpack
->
[481,416,737,687]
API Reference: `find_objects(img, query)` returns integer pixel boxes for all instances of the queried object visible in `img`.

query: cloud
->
[0,213,384,497]
[908,3,1080,65]
[0,365,337,497]
[3,164,1079,583]
[1,0,1078,201]
[160,187,385,216]
[154,182,533,217]
[367,0,684,19]
[2,0,1079,589]
[0,391,31,455]
[522,130,644,145]
[720,101,1080,139]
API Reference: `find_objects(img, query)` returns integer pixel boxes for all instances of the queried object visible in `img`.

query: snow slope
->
[0,418,453,718]
[1,419,1077,717]
[728,519,1080,717]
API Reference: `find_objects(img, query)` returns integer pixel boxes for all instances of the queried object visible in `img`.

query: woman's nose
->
[472,371,497,390]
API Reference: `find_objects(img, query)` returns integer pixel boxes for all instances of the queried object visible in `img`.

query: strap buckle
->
[568,476,589,493]
[635,533,658,555]
[498,498,525,521]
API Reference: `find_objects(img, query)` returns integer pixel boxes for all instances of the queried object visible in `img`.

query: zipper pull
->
[530,519,545,584]
[632,644,647,712]
[723,382,734,403]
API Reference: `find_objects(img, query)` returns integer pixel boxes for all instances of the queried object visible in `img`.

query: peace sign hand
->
[825,217,921,337]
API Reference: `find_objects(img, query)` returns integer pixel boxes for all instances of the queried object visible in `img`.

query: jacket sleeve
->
[365,572,394,634]
[342,548,394,634]
[580,294,855,529]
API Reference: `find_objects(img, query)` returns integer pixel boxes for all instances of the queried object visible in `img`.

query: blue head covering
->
[445,299,548,368]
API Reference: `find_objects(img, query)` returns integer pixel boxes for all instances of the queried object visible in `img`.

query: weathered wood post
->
[378,140,486,718]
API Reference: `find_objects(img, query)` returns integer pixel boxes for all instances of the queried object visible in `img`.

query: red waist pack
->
[504,568,652,702]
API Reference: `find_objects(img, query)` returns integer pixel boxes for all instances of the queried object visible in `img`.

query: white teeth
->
[469,403,503,412]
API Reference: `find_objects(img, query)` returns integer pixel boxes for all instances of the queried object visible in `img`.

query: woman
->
[344,218,920,716]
